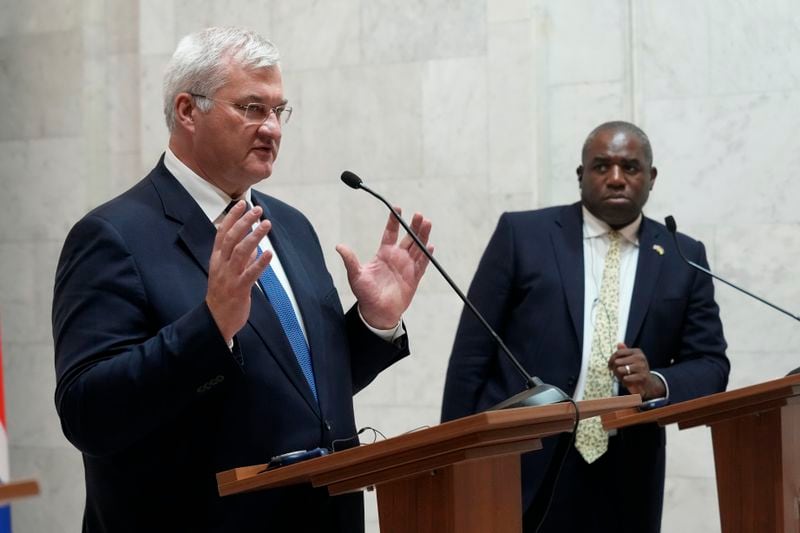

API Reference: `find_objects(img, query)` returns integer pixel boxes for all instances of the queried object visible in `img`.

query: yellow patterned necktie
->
[575,231,621,464]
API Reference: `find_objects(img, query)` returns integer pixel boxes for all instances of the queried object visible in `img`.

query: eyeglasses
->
[190,93,293,127]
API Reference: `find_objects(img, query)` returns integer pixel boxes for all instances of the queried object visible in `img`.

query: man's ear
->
[649,166,658,190]
[174,93,197,132]
[576,165,584,183]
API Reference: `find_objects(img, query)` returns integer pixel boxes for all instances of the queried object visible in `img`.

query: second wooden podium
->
[217,395,639,533]
[602,374,800,533]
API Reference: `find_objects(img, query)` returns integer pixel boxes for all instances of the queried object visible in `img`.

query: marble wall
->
[0,0,798,531]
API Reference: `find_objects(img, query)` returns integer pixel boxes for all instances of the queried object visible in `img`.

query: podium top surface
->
[217,395,639,497]
[602,373,800,431]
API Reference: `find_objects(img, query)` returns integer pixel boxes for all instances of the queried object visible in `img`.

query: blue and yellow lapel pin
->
[652,244,664,256]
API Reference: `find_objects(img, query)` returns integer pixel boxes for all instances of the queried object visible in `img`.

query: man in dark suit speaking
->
[52,27,433,533]
[441,121,729,533]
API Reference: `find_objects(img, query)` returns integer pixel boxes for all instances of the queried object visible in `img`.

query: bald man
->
[441,121,729,532]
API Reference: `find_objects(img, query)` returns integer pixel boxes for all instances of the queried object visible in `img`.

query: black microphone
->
[341,170,570,408]
[665,216,800,323]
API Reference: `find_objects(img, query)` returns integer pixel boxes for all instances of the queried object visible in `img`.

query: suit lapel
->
[150,159,322,418]
[551,203,585,350]
[149,158,217,275]
[247,284,322,418]
[252,194,324,417]
[625,217,664,345]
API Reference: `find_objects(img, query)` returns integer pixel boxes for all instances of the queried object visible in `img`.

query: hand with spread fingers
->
[206,200,272,342]
[608,342,666,400]
[336,208,433,330]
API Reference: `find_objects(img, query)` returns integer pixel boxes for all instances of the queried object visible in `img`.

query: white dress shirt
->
[574,206,668,401]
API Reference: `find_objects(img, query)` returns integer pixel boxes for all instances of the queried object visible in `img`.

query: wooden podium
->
[217,395,639,533]
[602,374,800,533]
[0,479,39,504]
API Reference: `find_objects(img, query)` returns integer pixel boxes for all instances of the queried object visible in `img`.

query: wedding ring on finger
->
[625,364,631,376]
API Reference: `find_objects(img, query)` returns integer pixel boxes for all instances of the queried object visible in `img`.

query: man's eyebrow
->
[242,94,289,106]
[590,156,642,164]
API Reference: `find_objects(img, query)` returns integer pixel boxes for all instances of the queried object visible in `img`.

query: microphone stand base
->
[489,383,571,411]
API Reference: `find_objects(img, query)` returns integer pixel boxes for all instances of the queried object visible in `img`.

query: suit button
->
[324,420,332,432]
[567,376,576,387]
[196,375,225,394]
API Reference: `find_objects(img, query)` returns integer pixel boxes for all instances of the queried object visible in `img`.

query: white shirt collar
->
[163,147,254,223]
[581,205,641,246]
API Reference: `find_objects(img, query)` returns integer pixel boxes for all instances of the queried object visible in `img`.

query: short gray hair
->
[163,27,280,131]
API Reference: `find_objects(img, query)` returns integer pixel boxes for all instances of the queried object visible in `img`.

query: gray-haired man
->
[53,27,433,532]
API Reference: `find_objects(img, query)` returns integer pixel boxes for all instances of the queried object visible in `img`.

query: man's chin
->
[606,212,639,229]
[594,205,639,228]
[245,162,274,182]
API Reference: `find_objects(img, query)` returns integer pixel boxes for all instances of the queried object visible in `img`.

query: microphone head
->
[340,171,363,189]
[665,215,677,234]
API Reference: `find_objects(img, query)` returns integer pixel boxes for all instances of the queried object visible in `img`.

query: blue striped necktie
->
[255,247,318,401]
[222,201,317,400]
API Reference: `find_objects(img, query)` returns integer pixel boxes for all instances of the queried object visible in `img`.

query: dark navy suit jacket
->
[441,203,729,529]
[53,159,409,533]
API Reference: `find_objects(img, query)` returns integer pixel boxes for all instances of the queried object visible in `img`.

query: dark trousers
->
[524,428,665,533]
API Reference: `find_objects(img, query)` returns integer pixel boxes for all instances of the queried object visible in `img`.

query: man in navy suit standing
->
[441,121,729,533]
[53,27,433,533]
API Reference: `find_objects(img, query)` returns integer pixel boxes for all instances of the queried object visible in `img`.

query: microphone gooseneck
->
[665,216,800,322]
[342,170,575,532]
[341,170,571,408]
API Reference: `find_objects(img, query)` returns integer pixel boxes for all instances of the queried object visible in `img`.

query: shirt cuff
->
[357,305,405,342]
[650,371,670,401]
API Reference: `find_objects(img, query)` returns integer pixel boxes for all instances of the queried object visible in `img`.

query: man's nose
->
[257,114,282,138]
[608,165,624,185]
